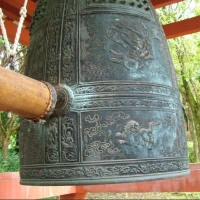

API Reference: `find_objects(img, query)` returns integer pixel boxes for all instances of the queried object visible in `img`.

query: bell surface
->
[19,0,189,186]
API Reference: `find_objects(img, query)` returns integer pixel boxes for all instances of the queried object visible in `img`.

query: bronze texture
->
[19,0,189,185]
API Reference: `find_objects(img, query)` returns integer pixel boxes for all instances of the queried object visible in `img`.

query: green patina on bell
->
[19,0,189,186]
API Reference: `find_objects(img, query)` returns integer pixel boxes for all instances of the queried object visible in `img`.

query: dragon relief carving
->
[81,61,112,81]
[83,112,160,159]
[61,117,77,162]
[107,20,153,72]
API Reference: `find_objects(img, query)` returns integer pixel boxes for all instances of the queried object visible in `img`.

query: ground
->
[42,192,200,199]
[86,192,200,199]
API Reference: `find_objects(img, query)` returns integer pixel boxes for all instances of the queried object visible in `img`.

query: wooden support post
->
[0,67,56,121]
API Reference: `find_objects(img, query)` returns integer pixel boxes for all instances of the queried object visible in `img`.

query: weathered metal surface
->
[19,0,189,185]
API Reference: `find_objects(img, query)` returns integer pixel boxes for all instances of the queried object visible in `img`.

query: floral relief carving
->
[74,84,178,98]
[75,98,177,110]
[46,1,64,84]
[46,23,60,84]
[81,21,113,81]
[86,0,150,11]
[45,118,59,163]
[30,0,47,34]
[62,20,74,83]
[20,160,189,179]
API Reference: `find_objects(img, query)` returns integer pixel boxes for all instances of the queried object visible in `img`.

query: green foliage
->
[0,35,26,161]
[0,148,20,172]
[187,141,195,163]
[41,197,59,200]
[0,111,20,150]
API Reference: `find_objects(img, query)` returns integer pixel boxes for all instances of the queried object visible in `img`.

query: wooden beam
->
[0,18,30,46]
[163,16,200,39]
[151,0,184,9]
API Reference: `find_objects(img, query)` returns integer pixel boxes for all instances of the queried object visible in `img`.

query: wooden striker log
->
[0,67,57,120]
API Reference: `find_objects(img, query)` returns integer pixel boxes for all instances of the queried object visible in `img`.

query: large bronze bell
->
[19,0,189,185]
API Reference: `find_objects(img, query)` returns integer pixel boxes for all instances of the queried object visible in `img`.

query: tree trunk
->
[185,104,199,162]
[182,74,200,162]
[3,136,10,161]
[0,134,4,149]
[3,115,20,161]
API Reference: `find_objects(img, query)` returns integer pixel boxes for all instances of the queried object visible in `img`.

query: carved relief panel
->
[19,120,43,165]
[82,110,186,162]
[44,114,79,164]
[45,118,59,163]
[29,0,48,34]
[86,0,151,12]
[80,14,172,86]
[61,115,78,162]
[46,1,65,84]
[25,27,47,81]
[20,0,189,185]
[60,0,77,85]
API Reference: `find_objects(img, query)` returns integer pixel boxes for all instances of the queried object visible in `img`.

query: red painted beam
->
[0,18,30,46]
[151,0,184,9]
[0,0,199,46]
[163,16,200,39]
[1,0,32,27]
[3,0,36,17]
[4,16,199,46]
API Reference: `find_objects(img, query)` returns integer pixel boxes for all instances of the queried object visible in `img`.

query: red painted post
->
[0,172,77,199]
[60,193,86,200]
[60,186,86,200]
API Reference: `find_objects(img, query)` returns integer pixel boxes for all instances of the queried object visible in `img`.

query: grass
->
[40,192,200,199]
[87,192,200,199]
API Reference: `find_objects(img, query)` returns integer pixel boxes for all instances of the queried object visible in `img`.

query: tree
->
[0,36,27,160]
